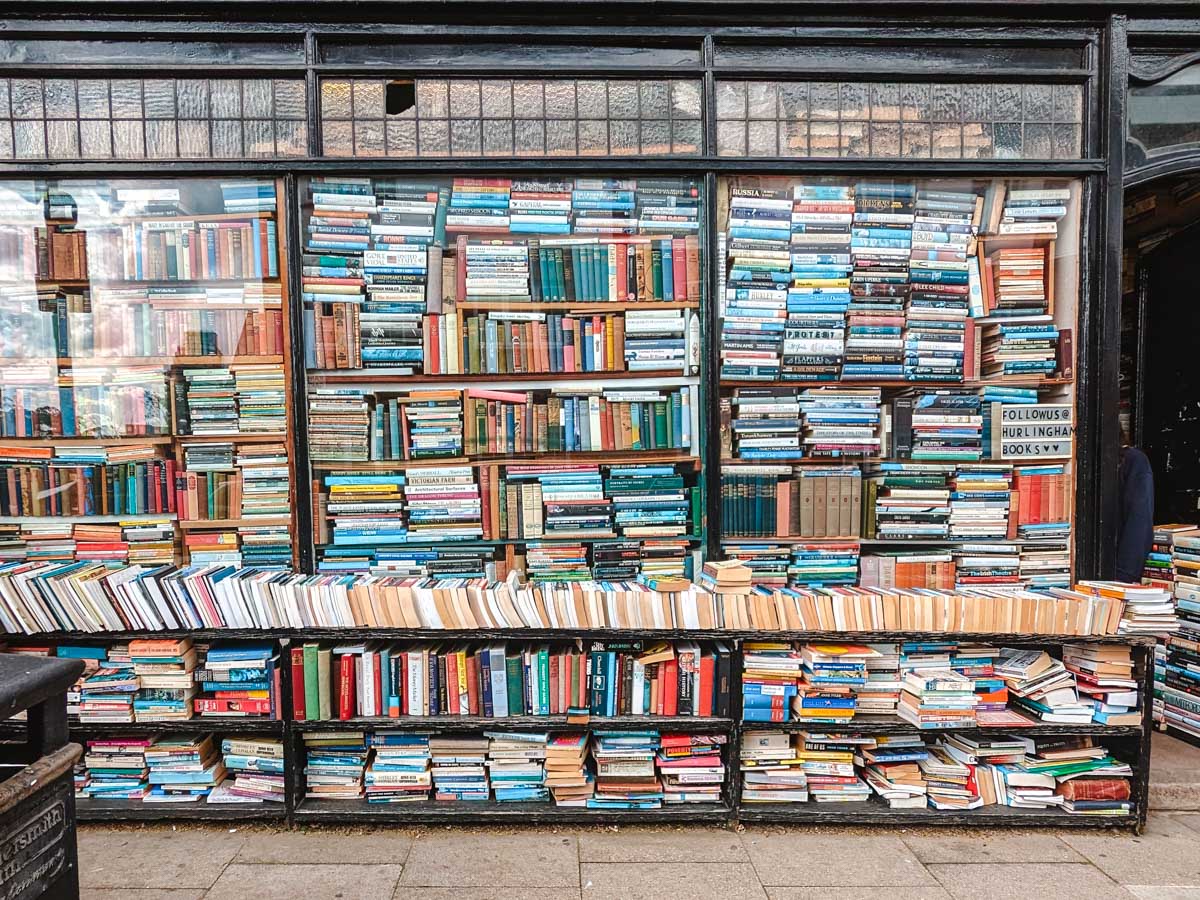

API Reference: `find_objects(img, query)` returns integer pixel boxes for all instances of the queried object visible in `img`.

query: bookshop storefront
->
[0,1,1187,825]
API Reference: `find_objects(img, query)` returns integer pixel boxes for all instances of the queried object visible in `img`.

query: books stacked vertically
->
[303,731,368,800]
[1064,642,1141,726]
[1010,464,1072,541]
[624,308,693,374]
[221,181,277,213]
[635,178,702,235]
[359,248,431,372]
[487,731,549,802]
[864,462,953,540]
[324,473,407,550]
[589,731,662,809]
[144,734,225,802]
[730,388,801,459]
[1018,541,1072,590]
[700,559,753,596]
[658,733,726,804]
[949,466,1012,540]
[1143,523,1193,589]
[799,387,882,457]
[849,182,912,381]
[130,637,197,722]
[194,644,277,719]
[796,644,876,725]
[446,177,510,235]
[216,736,286,803]
[997,648,1094,724]
[741,642,803,723]
[234,365,287,434]
[430,735,490,800]
[505,179,571,234]
[722,544,790,587]
[898,669,978,729]
[462,238,530,306]
[179,368,237,435]
[307,176,374,254]
[860,549,955,589]
[797,732,871,802]
[739,730,807,803]
[545,733,592,806]
[721,187,790,381]
[1159,529,1200,735]
[80,735,151,800]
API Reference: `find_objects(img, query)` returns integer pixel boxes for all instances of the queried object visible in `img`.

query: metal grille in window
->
[320,77,703,157]
[714,81,1084,159]
[0,77,308,160]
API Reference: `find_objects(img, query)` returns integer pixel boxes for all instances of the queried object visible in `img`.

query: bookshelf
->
[0,178,298,570]
[715,176,1081,595]
[300,174,707,584]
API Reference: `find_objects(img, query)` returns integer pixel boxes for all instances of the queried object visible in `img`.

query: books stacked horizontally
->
[856,642,903,716]
[799,386,882,458]
[949,466,1012,540]
[859,734,928,808]
[78,660,138,723]
[739,730,808,803]
[796,644,876,724]
[798,732,871,802]
[545,733,592,806]
[303,731,368,800]
[405,466,483,543]
[980,319,1060,381]
[589,731,662,809]
[194,644,277,719]
[1064,643,1141,726]
[905,391,982,462]
[1075,580,1179,635]
[130,637,197,722]
[1159,529,1200,736]
[741,641,803,724]
[216,736,286,803]
[364,733,431,803]
[430,735,490,800]
[996,648,1094,725]
[864,462,953,541]
[144,734,226,802]
[921,742,980,809]
[79,735,151,800]
[730,388,801,460]
[953,542,1021,589]
[624,308,693,374]
[851,182,912,381]
[361,247,434,372]
[657,733,726,804]
[897,669,978,729]
[488,731,549,802]
[788,541,861,586]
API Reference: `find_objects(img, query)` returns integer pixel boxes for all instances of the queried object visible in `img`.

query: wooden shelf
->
[316,535,701,549]
[0,513,177,524]
[176,434,288,444]
[292,798,733,825]
[455,300,700,312]
[720,537,1068,546]
[76,801,285,822]
[179,517,292,530]
[12,277,282,289]
[311,451,701,470]
[11,355,285,368]
[0,436,174,446]
[721,457,881,466]
[736,802,1136,827]
[739,715,1141,736]
[719,378,1073,390]
[310,368,693,385]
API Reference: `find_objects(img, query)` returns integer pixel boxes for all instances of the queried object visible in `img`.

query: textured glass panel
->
[322,80,353,118]
[671,81,702,119]
[810,83,839,120]
[545,118,577,155]
[513,118,544,154]
[870,121,901,156]
[577,81,607,119]
[841,121,868,157]
[176,80,208,118]
[178,120,210,157]
[275,80,306,119]
[747,82,778,120]
[1054,84,1083,123]
[481,81,513,118]
[11,80,44,119]
[779,83,808,121]
[931,84,961,122]
[639,81,669,119]
[450,119,483,156]
[869,83,899,121]
[512,81,544,118]
[244,119,274,156]
[241,79,273,119]
[715,81,746,120]
[385,119,418,156]
[717,120,746,156]
[780,120,807,156]
[449,80,482,118]
[608,81,639,118]
[144,119,177,158]
[901,83,930,122]
[481,119,513,156]
[210,81,241,119]
[901,122,931,157]
[78,80,110,119]
[354,119,385,156]
[211,119,243,157]
[322,119,354,155]
[417,118,450,155]
[0,122,12,159]
[640,119,670,154]
[110,80,142,119]
[672,119,702,155]
[79,120,112,157]
[994,122,1023,157]
[931,123,962,158]
[13,120,45,157]
[275,119,307,156]
[961,84,992,121]
[44,79,77,118]
[417,80,449,118]
[809,121,839,156]
[544,82,577,119]
[0,82,11,119]
[143,80,176,119]
[841,83,868,120]
[994,84,1021,120]
[1024,122,1052,157]
[1053,123,1081,159]
[747,120,776,155]
[963,122,994,158]
[1024,84,1054,121]
[578,119,608,154]
[353,80,384,118]
[608,119,638,155]
[45,120,78,158]
[111,119,144,157]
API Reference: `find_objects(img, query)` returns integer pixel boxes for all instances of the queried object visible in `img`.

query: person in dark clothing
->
[1115,442,1155,583]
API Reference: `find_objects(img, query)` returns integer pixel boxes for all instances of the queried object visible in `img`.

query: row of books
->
[289,640,732,721]
[77,734,284,803]
[302,728,724,807]
[0,519,176,566]
[307,386,695,462]
[741,641,1139,728]
[175,365,288,436]
[740,730,1132,814]
[1144,524,1200,738]
[0,558,1144,635]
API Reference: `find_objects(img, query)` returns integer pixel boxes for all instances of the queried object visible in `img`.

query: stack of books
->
[589,731,662,809]
[849,182,911,381]
[739,730,808,803]
[144,734,225,802]
[1064,642,1141,726]
[860,735,929,808]
[657,733,726,804]
[799,387,882,458]
[362,248,433,372]
[980,320,1060,381]
[405,466,483,542]
[996,648,1094,724]
[216,736,286,803]
[487,731,549,802]
[303,731,368,800]
[787,541,861,586]
[624,309,693,374]
[307,391,371,462]
[905,391,982,462]
[1074,580,1179,635]
[194,644,277,719]
[79,735,151,800]
[509,179,571,233]
[1010,463,1072,540]
[78,662,138,723]
[325,473,408,549]
[921,743,980,809]
[364,733,431,804]
[949,465,1012,539]
[952,542,1021,589]
[130,637,197,722]
[741,641,803,723]
[796,644,876,724]
[798,732,871,802]
[430,735,490,800]
[545,733,592,806]
[730,388,801,460]
[233,365,287,434]
[856,642,904,715]
[897,669,979,729]
[1158,528,1200,736]
[864,462,953,540]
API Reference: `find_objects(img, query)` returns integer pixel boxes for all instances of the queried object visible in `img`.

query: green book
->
[505,654,524,717]
[654,401,668,448]
[651,247,663,300]
[433,185,451,246]
[302,642,319,722]
[691,484,702,533]
[467,317,480,374]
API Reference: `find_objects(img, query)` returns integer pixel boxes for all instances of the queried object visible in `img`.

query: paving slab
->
[1151,732,1200,811]
[400,832,579,887]
[205,863,402,900]
[742,830,935,887]
[234,827,414,865]
[766,888,953,900]
[899,829,1083,864]
[1126,888,1200,900]
[927,863,1135,900]
[391,889,581,900]
[77,826,245,890]
[581,862,767,900]
[577,826,747,863]
[81,891,204,900]
[1057,815,1200,886]
[1171,812,1200,834]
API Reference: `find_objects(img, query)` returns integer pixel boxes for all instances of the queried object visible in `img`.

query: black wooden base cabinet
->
[0,630,1155,832]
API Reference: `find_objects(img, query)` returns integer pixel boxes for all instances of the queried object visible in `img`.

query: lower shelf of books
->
[735,801,1140,828]
[741,719,1143,737]
[74,800,287,822]
[292,715,733,733]
[291,798,734,824]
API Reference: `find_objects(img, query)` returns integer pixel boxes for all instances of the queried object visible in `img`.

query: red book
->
[398,652,407,715]
[194,698,272,714]
[697,654,715,717]
[446,652,460,715]
[549,652,559,715]
[289,647,306,721]
[272,663,282,720]
[338,653,355,720]
[1056,778,1131,802]
[663,658,679,716]
[672,237,688,302]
